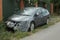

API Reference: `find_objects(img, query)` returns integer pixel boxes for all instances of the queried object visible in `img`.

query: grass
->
[0,15,60,40]
[0,22,32,40]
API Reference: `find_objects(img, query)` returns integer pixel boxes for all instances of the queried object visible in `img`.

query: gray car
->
[5,7,50,32]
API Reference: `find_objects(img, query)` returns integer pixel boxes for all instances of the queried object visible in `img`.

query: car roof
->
[24,7,47,11]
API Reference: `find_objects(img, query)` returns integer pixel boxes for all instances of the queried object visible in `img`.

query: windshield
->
[16,8,35,16]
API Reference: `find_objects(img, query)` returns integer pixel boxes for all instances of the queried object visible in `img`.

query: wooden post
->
[20,0,24,10]
[50,3,53,14]
[35,2,38,7]
[0,0,2,21]
[44,4,47,9]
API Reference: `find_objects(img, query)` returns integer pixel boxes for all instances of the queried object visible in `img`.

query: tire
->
[46,19,49,24]
[29,22,35,32]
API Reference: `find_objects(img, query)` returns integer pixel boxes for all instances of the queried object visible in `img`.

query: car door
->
[41,9,48,24]
[34,9,42,26]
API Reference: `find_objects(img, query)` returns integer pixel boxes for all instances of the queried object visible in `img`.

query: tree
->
[54,0,60,13]
[50,0,54,14]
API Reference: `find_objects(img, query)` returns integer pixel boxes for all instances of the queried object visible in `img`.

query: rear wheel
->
[46,19,49,24]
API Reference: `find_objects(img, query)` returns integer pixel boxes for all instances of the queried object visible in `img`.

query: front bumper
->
[5,21,30,32]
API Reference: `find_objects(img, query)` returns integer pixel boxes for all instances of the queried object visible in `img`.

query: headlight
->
[7,21,15,27]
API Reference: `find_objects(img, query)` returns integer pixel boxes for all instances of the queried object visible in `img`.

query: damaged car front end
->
[5,19,31,32]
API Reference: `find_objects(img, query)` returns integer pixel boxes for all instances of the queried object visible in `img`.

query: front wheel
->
[29,22,35,32]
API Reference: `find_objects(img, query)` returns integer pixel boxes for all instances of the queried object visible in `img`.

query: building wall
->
[3,0,16,21]
[0,0,2,21]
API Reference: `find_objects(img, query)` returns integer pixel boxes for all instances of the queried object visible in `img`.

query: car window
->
[41,9,49,16]
[16,9,36,16]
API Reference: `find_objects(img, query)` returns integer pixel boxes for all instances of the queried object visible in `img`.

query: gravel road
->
[20,22,60,40]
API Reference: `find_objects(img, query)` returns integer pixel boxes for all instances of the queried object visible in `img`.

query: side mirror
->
[35,13,39,17]
[36,13,39,16]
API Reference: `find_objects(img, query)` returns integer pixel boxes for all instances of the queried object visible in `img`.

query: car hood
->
[9,14,33,21]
